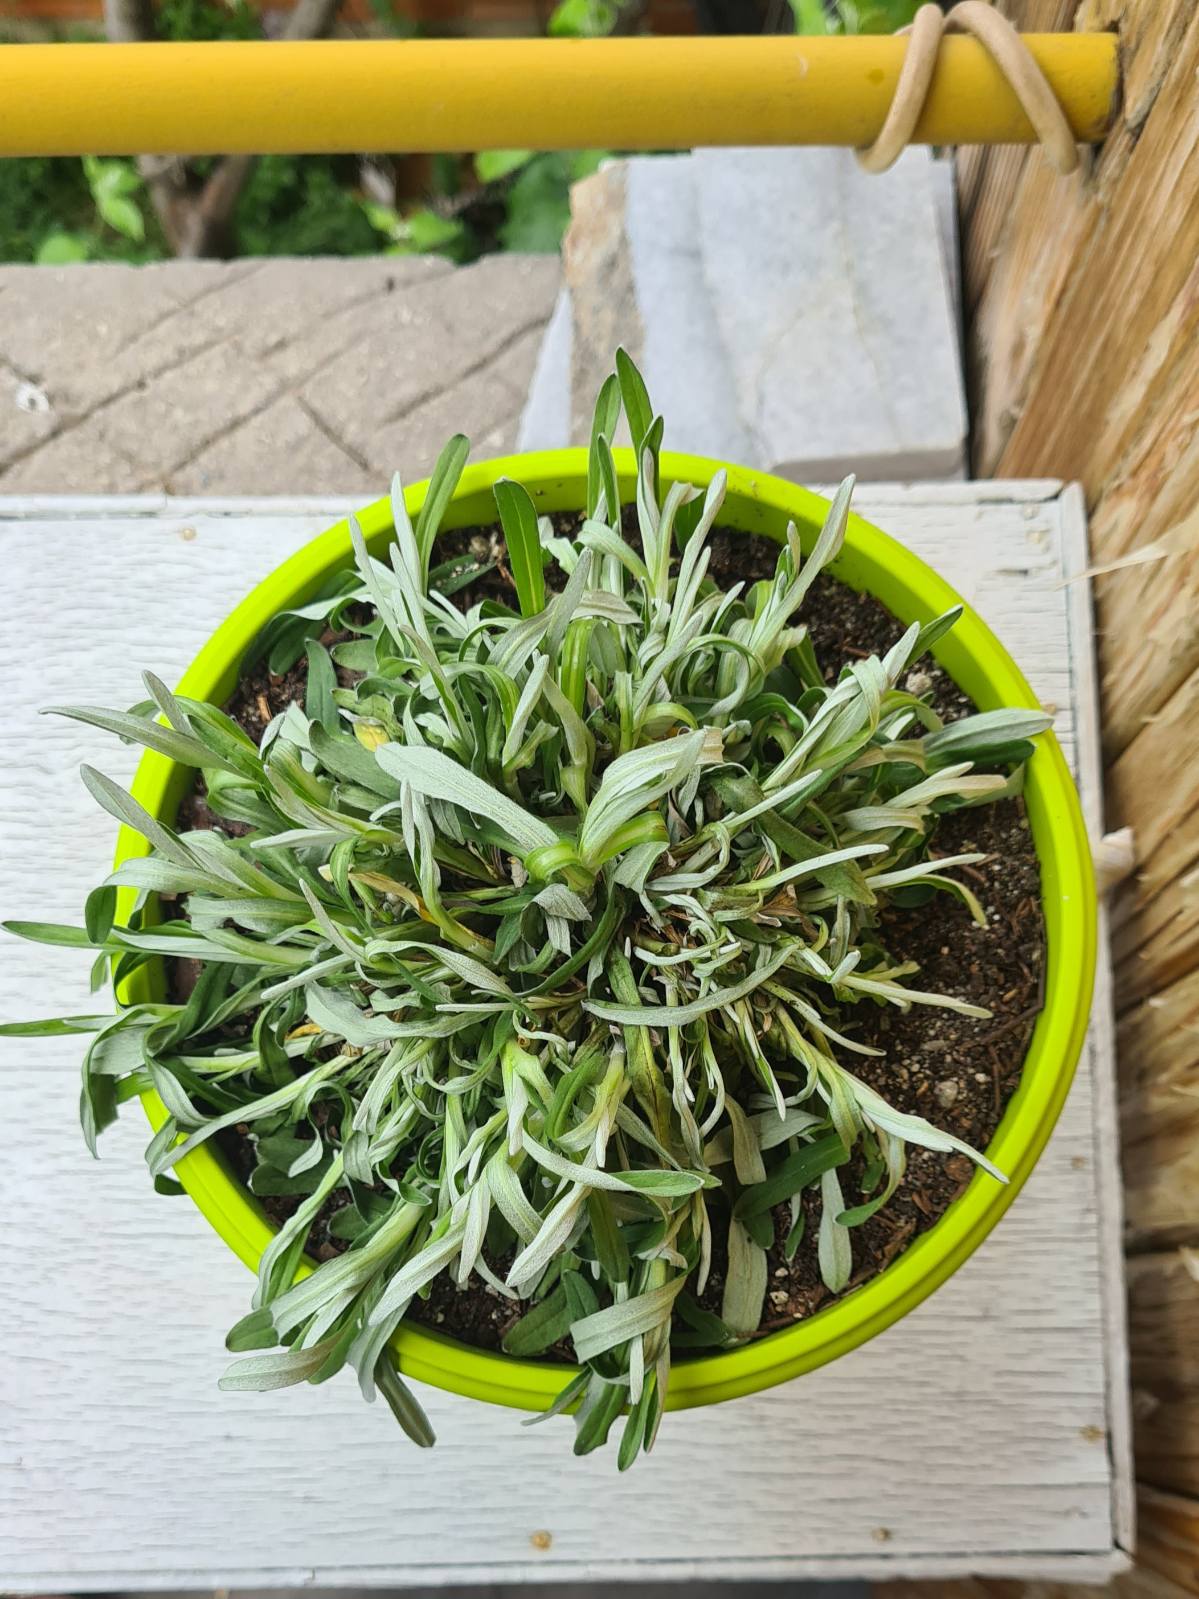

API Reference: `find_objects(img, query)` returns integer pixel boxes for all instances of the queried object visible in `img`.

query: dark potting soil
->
[168,512,1045,1356]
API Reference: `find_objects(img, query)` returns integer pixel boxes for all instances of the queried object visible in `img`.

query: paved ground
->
[0,255,560,496]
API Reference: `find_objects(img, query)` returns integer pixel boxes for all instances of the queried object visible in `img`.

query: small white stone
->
[934,1078,960,1108]
[14,380,50,415]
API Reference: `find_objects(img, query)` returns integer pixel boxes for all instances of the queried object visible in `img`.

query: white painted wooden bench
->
[0,483,1132,1590]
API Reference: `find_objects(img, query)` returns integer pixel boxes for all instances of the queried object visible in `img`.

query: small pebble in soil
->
[934,1078,961,1108]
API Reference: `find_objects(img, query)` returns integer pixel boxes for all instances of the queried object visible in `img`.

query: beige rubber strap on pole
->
[858,0,1081,175]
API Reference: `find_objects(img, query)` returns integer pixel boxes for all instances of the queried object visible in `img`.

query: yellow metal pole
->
[0,36,1117,159]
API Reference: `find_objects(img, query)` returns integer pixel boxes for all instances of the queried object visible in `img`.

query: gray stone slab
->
[692,146,965,481]
[931,152,962,347]
[625,154,752,464]
[169,394,377,497]
[516,284,574,453]
[519,148,965,483]
[0,255,559,496]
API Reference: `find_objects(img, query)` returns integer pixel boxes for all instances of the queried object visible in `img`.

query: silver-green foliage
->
[1,351,1049,1464]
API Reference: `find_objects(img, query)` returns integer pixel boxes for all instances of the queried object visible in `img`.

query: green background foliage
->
[0,0,923,266]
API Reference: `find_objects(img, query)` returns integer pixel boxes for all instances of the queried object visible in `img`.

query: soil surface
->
[169,514,1045,1355]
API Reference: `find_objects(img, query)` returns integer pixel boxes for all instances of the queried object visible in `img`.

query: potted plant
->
[1,352,1095,1465]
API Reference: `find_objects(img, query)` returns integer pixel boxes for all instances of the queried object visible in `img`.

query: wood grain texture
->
[876,1563,1195,1599]
[1136,1485,1199,1593]
[1128,1253,1199,1500]
[962,4,1199,1592]
[0,486,1128,1588]
[1119,970,1199,1247]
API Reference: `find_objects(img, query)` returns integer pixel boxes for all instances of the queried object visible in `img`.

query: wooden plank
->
[1096,498,1199,760]
[988,7,1199,489]
[1061,483,1136,1554]
[1128,1253,1199,1500]
[1106,662,1199,1005]
[967,154,1098,476]
[0,486,1128,1587]
[1112,869,1199,1011]
[877,1567,1191,1599]
[1118,974,1199,1247]
[1137,1485,1199,1594]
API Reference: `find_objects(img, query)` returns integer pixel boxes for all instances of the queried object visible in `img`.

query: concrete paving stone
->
[0,256,552,495]
[300,254,560,454]
[361,323,547,481]
[168,393,378,497]
[253,256,454,387]
[82,337,283,480]
[0,260,237,420]
[0,419,145,494]
[0,359,59,472]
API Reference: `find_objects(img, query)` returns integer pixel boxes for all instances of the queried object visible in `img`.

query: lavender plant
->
[1,352,1048,1464]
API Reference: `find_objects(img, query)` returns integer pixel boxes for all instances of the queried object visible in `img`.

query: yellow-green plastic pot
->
[118,449,1097,1414]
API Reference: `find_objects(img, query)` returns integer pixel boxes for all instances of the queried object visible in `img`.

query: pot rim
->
[119,448,1096,1413]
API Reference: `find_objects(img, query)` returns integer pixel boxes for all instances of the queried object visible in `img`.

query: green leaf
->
[587,373,622,518]
[672,1293,734,1349]
[45,704,241,774]
[924,708,1052,765]
[721,1217,767,1335]
[37,230,90,265]
[734,1133,849,1221]
[548,0,617,33]
[618,1378,653,1471]
[503,1283,572,1356]
[414,433,470,577]
[0,1014,109,1037]
[401,207,466,256]
[474,148,534,182]
[573,1372,626,1455]
[2,920,94,948]
[498,155,573,253]
[818,1165,853,1292]
[493,478,546,618]
[225,1307,278,1352]
[375,741,558,856]
[615,347,655,478]
[577,728,718,869]
[571,1277,684,1363]
[98,193,145,242]
[586,944,793,1029]
[219,1340,339,1392]
[376,1354,436,1447]
[305,640,338,735]
[586,1191,630,1285]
